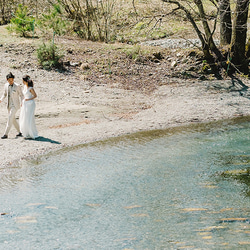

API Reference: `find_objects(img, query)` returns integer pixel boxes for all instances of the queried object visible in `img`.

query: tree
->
[219,0,232,45]
[55,0,117,42]
[0,0,16,24]
[0,0,43,24]
[162,0,250,76]
[229,0,249,74]
[40,3,70,36]
[7,4,34,37]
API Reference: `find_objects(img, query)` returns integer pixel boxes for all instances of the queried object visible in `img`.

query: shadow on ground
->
[25,136,61,144]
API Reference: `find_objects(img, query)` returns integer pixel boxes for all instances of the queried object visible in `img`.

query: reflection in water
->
[219,155,250,197]
[0,117,249,249]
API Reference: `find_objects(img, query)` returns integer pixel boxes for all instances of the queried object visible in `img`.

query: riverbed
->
[0,118,249,249]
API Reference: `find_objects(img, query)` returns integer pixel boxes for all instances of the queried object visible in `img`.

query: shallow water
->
[0,118,250,249]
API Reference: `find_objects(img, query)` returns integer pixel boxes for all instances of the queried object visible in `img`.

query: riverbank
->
[0,25,250,167]
[0,65,250,167]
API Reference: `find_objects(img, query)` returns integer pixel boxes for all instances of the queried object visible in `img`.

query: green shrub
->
[7,4,34,37]
[123,45,146,60]
[135,22,147,30]
[37,42,64,70]
[39,4,70,36]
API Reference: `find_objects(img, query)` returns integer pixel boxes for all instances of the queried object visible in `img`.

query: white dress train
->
[19,86,38,139]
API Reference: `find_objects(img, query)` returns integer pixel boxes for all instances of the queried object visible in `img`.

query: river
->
[0,117,249,249]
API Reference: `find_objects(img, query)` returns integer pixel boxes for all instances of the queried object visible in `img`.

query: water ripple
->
[0,120,249,249]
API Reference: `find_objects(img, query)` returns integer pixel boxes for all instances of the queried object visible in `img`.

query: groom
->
[0,72,24,139]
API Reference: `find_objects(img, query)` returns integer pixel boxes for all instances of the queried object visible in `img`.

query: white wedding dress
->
[19,86,38,139]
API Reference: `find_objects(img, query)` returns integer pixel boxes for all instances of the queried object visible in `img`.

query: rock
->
[198,75,206,80]
[70,62,81,67]
[153,52,164,60]
[188,66,198,71]
[80,63,90,70]
[67,49,73,54]
[188,50,198,57]
[171,61,177,67]
[64,61,70,66]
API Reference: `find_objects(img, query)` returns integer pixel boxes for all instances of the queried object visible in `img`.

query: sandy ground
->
[0,65,249,167]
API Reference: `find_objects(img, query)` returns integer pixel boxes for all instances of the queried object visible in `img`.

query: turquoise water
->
[0,118,250,249]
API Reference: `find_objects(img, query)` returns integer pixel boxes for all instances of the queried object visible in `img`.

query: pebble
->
[141,38,219,49]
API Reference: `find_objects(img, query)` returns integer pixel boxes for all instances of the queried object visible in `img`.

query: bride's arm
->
[25,88,37,101]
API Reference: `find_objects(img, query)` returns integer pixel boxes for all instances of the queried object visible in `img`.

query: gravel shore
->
[0,33,249,167]
[0,66,249,167]
[141,38,219,49]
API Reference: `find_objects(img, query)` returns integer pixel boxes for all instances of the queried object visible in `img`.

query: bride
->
[19,75,38,139]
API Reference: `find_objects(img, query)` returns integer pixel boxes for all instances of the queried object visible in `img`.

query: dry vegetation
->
[60,37,205,92]
[0,0,218,93]
[0,26,206,95]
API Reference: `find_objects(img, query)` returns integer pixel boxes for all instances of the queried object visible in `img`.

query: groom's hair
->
[6,72,15,79]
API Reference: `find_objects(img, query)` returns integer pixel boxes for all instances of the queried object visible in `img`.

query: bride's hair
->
[22,74,31,82]
[27,79,34,87]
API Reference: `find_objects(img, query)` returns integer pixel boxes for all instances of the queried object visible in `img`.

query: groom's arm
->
[0,84,7,103]
[17,84,24,102]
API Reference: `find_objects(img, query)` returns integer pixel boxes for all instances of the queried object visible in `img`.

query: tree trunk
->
[230,0,249,75]
[219,0,232,45]
[162,0,212,59]
[194,0,222,61]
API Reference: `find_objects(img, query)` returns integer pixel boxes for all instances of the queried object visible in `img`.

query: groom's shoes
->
[16,132,22,137]
[1,135,8,139]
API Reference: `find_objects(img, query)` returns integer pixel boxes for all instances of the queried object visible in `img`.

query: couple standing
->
[0,72,38,139]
